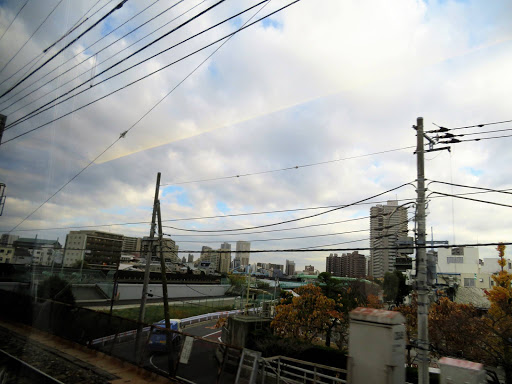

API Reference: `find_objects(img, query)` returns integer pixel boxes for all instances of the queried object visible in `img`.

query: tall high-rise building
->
[341,251,366,278]
[326,253,342,276]
[188,254,194,263]
[220,242,231,273]
[285,259,295,276]
[236,241,250,267]
[370,200,408,279]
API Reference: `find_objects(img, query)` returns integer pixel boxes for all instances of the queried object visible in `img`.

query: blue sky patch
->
[262,18,283,30]
[462,167,483,177]
[161,186,192,207]
[216,201,230,213]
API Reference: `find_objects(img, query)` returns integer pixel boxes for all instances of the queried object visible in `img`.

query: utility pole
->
[157,200,174,375]
[415,117,429,384]
[136,172,161,361]
[0,114,6,145]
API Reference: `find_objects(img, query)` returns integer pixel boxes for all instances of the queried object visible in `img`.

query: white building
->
[480,257,512,274]
[370,201,409,279]
[236,241,250,267]
[437,247,479,275]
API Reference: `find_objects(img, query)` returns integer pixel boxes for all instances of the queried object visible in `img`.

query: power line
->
[0,0,129,98]
[0,0,65,76]
[0,0,112,90]
[436,127,512,140]
[162,183,415,233]
[166,217,371,237]
[160,147,416,186]
[427,119,512,133]
[54,242,512,254]
[162,219,411,244]
[0,0,31,44]
[2,0,263,131]
[4,187,510,234]
[6,0,276,232]
[0,0,192,113]
[2,0,302,139]
[428,191,512,209]
[438,133,512,145]
[428,180,512,196]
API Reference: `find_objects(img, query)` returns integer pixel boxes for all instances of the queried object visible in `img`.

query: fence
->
[0,288,248,383]
[259,356,347,384]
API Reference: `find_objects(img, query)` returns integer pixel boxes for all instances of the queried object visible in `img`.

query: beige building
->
[63,230,123,267]
[370,200,409,279]
[0,245,14,263]
[141,237,180,264]
[122,236,142,254]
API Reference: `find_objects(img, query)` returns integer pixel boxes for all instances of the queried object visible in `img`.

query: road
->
[109,320,233,384]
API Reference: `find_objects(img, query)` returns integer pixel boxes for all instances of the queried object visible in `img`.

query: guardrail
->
[260,355,347,384]
[91,307,260,346]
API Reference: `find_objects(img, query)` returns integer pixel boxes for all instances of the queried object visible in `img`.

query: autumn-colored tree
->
[483,243,512,384]
[366,294,383,309]
[428,297,485,361]
[271,284,341,343]
[396,294,418,366]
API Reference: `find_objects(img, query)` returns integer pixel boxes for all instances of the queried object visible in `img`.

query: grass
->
[108,303,234,324]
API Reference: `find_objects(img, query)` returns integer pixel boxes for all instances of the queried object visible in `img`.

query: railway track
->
[0,326,115,384]
[0,348,65,384]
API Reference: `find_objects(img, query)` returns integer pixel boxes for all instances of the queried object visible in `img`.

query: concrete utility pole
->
[0,114,6,145]
[415,117,429,384]
[156,200,173,375]
[136,172,161,360]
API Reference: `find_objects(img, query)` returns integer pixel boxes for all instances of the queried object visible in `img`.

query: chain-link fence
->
[0,288,248,383]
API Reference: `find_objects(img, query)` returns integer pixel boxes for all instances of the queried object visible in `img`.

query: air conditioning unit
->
[479,278,483,282]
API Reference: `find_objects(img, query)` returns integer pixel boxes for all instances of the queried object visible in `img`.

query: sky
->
[0,0,511,271]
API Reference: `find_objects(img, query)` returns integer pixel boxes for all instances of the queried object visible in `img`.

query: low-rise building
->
[63,230,123,267]
[0,245,14,263]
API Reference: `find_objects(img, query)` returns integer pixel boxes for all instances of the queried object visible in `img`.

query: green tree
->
[38,275,75,305]
[383,270,410,306]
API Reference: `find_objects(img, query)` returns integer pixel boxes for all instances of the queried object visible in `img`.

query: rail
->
[0,348,66,384]
[260,355,347,384]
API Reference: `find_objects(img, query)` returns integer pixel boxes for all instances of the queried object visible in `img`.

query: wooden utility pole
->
[136,172,161,361]
[415,117,429,384]
[157,200,174,375]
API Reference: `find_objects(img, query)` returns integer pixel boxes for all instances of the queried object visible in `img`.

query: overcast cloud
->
[0,0,511,270]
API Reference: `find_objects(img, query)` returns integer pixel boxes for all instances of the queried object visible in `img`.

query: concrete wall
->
[96,283,230,301]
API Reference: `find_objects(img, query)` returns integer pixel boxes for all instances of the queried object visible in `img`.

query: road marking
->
[203,329,222,338]
[150,354,169,376]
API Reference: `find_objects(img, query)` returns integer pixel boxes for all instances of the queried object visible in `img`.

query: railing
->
[260,355,347,384]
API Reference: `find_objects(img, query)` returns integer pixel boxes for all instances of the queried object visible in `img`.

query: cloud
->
[1,0,511,271]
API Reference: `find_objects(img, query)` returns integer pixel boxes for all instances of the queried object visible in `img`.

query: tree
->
[271,284,341,343]
[483,243,512,384]
[383,270,411,306]
[38,275,75,305]
[429,297,485,361]
[71,260,89,269]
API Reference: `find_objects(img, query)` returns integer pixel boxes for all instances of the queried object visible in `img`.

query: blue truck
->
[148,319,182,353]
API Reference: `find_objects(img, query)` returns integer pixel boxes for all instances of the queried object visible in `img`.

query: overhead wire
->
[0,0,31,44]
[4,187,511,234]
[2,0,303,141]
[0,0,192,112]
[6,0,281,232]
[0,0,111,89]
[427,119,512,133]
[0,0,65,76]
[427,180,512,196]
[438,133,512,144]
[55,242,512,254]
[0,0,129,97]
[435,127,512,140]
[160,147,416,186]
[162,219,412,244]
[428,191,512,209]
[2,0,265,131]
[162,182,415,233]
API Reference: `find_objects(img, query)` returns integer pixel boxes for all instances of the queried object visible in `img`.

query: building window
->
[464,278,475,287]
[447,257,463,264]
